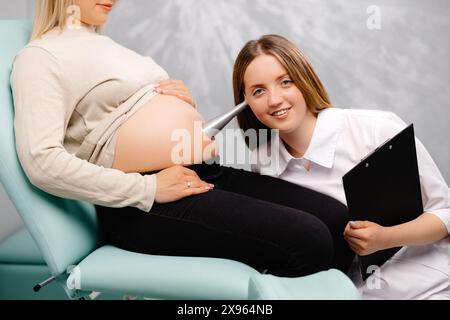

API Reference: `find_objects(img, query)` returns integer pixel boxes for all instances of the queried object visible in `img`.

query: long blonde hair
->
[31,0,102,41]
[233,34,332,148]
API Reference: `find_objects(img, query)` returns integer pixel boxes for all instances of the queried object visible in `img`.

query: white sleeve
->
[11,47,156,212]
[415,138,450,233]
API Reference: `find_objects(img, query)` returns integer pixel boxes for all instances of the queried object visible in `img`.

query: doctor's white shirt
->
[251,108,450,299]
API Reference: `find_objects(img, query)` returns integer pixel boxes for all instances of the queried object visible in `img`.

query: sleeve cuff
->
[429,208,450,234]
[139,174,157,213]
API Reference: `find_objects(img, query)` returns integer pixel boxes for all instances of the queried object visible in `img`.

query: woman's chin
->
[266,123,295,134]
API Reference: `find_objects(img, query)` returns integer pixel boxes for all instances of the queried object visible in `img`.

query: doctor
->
[232,34,450,299]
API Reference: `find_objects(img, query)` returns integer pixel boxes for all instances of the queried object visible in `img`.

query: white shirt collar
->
[276,108,344,175]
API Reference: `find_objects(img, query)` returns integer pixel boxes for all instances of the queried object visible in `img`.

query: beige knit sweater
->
[10,25,169,212]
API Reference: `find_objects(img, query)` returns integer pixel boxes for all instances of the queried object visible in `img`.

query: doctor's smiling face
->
[73,0,116,26]
[243,54,311,134]
[233,35,332,148]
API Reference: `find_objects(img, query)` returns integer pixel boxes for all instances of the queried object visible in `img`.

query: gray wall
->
[1,0,449,239]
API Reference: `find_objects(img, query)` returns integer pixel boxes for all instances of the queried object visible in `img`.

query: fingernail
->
[209,184,214,188]
[349,221,356,225]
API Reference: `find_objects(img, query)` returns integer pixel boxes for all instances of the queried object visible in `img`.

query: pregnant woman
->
[11,0,353,277]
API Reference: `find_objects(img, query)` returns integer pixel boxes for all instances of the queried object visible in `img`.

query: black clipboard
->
[342,124,423,280]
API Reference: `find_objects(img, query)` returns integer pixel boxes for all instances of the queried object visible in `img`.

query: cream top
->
[10,25,169,212]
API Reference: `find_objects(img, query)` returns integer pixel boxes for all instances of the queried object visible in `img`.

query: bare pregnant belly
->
[112,94,218,173]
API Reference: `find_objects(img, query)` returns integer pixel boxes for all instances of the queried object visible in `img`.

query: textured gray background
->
[1,0,449,240]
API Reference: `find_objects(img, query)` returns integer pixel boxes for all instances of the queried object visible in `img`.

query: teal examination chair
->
[0,20,360,300]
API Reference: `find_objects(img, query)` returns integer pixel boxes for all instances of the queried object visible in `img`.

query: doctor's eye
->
[252,88,264,97]
[280,79,293,87]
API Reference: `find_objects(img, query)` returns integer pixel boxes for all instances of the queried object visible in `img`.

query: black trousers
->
[96,163,354,277]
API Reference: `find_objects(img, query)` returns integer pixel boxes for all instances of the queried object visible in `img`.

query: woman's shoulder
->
[14,26,99,67]
[337,108,408,145]
[14,28,65,63]
[337,107,406,129]
[13,44,59,73]
[12,39,64,84]
[337,107,403,122]
[18,25,104,59]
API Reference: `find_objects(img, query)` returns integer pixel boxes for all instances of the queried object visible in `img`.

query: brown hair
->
[232,34,332,147]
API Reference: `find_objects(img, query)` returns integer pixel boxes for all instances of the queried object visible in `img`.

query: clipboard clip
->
[359,137,393,165]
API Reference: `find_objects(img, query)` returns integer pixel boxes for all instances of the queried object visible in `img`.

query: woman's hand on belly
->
[155,79,196,108]
[154,165,214,203]
[112,94,218,173]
